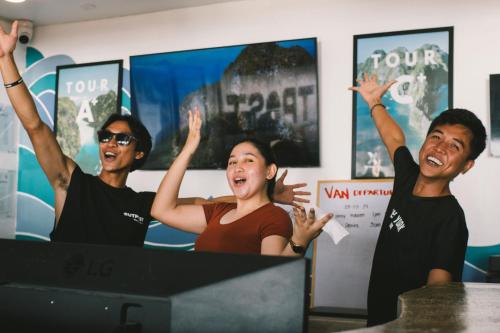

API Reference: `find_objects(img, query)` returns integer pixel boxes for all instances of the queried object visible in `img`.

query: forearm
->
[151,148,194,219]
[369,101,405,161]
[0,55,42,131]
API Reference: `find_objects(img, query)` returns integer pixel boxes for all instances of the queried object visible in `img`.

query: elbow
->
[150,204,162,222]
[150,203,175,225]
[26,120,47,136]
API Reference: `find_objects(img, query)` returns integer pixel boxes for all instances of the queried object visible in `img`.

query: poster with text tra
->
[312,179,393,314]
[353,27,453,178]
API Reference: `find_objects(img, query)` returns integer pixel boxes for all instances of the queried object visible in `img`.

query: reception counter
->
[344,282,500,333]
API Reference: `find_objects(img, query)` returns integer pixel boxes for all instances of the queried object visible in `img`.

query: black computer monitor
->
[0,239,309,332]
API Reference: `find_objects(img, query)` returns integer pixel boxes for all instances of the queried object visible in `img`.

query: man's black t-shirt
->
[50,166,155,247]
[367,146,468,326]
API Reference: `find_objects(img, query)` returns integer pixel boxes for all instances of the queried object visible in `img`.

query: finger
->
[317,213,334,227]
[292,207,304,222]
[383,79,398,90]
[348,86,359,92]
[10,20,18,38]
[289,183,308,190]
[293,189,310,194]
[363,73,368,81]
[293,197,310,204]
[276,169,288,183]
[297,206,306,219]
[308,208,316,223]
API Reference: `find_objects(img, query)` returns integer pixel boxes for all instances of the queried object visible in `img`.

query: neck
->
[98,169,129,188]
[413,173,452,197]
[235,191,270,216]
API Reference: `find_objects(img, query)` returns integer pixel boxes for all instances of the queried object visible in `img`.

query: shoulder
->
[394,146,415,166]
[203,201,236,216]
[138,191,156,204]
[261,204,292,222]
[393,146,418,183]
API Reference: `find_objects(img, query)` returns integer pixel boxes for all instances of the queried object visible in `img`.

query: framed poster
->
[490,74,500,156]
[352,27,453,178]
[130,38,319,169]
[55,60,123,175]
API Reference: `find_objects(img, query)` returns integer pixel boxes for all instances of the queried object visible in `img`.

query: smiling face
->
[418,123,475,181]
[99,120,144,174]
[226,142,277,201]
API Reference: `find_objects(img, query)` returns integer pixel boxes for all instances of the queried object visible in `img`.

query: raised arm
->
[349,74,404,162]
[151,109,207,234]
[0,21,75,221]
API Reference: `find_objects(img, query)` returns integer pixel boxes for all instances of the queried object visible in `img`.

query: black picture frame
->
[54,60,123,175]
[352,27,453,179]
[129,38,320,170]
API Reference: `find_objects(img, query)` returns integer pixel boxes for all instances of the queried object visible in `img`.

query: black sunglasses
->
[97,130,137,146]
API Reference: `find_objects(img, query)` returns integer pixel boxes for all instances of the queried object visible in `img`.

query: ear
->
[135,151,145,161]
[266,163,278,180]
[461,159,475,175]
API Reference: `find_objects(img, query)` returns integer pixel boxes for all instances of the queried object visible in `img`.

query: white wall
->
[30,0,500,246]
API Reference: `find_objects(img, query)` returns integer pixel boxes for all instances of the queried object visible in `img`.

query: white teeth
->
[234,177,246,184]
[105,152,116,157]
[427,156,443,166]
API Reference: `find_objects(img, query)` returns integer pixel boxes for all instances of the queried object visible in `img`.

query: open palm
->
[349,73,396,106]
[0,21,18,58]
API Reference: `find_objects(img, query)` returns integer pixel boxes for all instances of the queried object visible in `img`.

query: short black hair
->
[100,114,152,171]
[427,108,486,161]
[230,138,278,200]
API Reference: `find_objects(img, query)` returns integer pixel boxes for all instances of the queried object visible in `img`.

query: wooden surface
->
[342,282,500,333]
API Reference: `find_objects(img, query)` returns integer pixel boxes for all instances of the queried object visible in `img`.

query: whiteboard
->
[312,179,393,314]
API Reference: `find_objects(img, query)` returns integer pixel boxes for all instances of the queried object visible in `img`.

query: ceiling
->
[0,0,242,26]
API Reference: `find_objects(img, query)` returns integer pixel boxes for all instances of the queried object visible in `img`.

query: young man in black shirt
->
[0,21,308,246]
[350,74,486,326]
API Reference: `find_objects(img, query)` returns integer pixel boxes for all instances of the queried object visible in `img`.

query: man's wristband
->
[370,103,385,117]
[4,77,23,89]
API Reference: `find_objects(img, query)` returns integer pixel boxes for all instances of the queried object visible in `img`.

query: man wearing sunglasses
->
[0,21,309,247]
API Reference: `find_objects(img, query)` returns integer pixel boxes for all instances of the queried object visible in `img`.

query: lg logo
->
[63,254,114,278]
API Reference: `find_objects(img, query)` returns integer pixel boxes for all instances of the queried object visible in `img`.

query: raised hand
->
[292,206,333,246]
[0,21,18,58]
[183,107,202,155]
[273,169,311,206]
[349,73,396,107]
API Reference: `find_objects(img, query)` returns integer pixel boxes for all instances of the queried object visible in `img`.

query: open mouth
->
[426,155,443,167]
[104,151,117,162]
[233,177,247,185]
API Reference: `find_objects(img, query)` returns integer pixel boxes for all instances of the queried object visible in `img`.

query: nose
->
[106,134,118,147]
[235,160,245,171]
[434,140,447,153]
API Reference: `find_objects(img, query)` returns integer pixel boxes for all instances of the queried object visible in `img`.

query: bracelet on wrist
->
[4,77,23,89]
[370,103,385,117]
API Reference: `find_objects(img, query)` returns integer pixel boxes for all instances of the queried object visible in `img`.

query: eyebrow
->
[453,138,465,148]
[229,152,258,159]
[430,129,465,148]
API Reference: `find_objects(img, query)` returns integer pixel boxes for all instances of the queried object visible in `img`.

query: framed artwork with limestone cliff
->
[55,60,123,175]
[352,27,453,178]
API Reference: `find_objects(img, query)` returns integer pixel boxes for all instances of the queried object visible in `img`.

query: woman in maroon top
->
[151,109,332,256]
